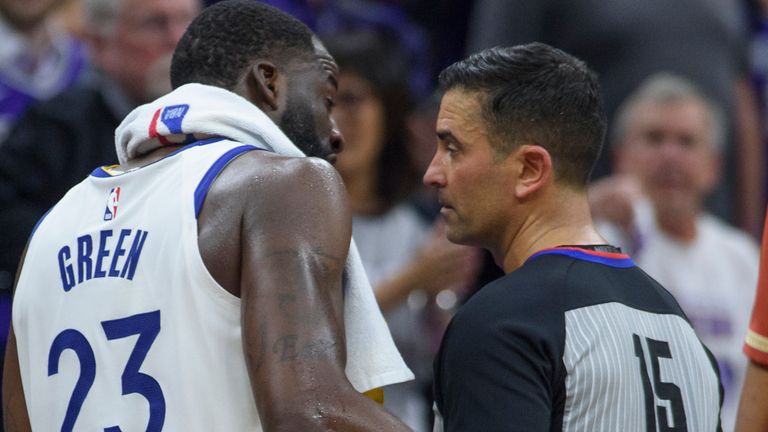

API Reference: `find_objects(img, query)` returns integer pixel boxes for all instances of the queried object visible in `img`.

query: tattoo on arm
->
[298,338,338,361]
[273,335,337,363]
[246,318,268,372]
[254,246,343,317]
[258,247,343,273]
[277,290,297,315]
[273,335,299,362]
[249,246,343,367]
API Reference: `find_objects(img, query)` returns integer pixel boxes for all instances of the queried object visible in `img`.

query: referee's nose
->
[423,148,446,189]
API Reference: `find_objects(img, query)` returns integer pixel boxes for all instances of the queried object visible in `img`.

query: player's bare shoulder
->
[196,149,349,296]
[215,151,347,210]
[199,149,350,238]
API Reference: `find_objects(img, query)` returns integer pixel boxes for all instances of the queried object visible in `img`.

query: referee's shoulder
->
[456,261,569,324]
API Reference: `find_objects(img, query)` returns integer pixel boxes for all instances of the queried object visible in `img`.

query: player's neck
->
[498,188,606,272]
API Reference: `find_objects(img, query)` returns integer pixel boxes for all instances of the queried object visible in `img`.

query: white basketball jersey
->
[14,139,293,431]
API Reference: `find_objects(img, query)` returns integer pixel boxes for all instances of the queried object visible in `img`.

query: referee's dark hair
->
[439,42,607,187]
[171,0,315,90]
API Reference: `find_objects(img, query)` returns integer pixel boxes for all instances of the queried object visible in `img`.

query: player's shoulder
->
[218,151,343,198]
[204,150,347,225]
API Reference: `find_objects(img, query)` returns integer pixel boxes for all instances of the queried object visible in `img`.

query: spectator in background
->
[467,0,764,236]
[0,0,200,290]
[261,0,433,99]
[0,0,87,141]
[325,30,480,432]
[590,74,759,431]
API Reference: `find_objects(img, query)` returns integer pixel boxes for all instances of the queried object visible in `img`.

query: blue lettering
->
[77,235,93,284]
[94,230,113,278]
[121,230,148,280]
[109,229,131,277]
[62,228,148,292]
[58,246,75,292]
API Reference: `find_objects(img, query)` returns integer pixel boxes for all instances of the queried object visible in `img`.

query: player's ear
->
[513,144,552,200]
[238,61,285,113]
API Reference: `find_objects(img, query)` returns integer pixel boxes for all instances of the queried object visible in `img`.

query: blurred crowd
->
[1,0,767,430]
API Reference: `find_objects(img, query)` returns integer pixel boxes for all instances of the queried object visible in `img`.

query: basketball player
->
[2,1,412,430]
[424,43,723,431]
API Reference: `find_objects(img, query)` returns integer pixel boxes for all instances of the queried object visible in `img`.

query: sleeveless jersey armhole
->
[193,145,263,218]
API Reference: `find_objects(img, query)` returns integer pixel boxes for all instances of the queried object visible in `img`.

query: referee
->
[425,43,723,431]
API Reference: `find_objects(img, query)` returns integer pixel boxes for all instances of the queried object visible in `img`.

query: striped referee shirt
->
[433,246,722,431]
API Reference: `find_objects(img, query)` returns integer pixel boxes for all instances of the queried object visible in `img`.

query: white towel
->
[115,83,414,392]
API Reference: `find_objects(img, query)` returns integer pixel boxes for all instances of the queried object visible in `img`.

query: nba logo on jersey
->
[103,186,121,221]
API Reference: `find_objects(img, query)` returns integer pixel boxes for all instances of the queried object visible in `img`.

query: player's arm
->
[736,360,768,432]
[239,157,410,432]
[737,215,768,431]
[3,246,31,432]
[3,327,30,432]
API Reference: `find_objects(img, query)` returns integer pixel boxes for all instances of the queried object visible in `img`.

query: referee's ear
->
[513,144,552,201]
[236,61,287,118]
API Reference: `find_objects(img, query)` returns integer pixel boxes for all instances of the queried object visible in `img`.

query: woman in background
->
[325,30,480,432]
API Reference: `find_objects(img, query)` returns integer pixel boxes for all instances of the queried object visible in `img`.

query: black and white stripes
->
[563,302,720,431]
